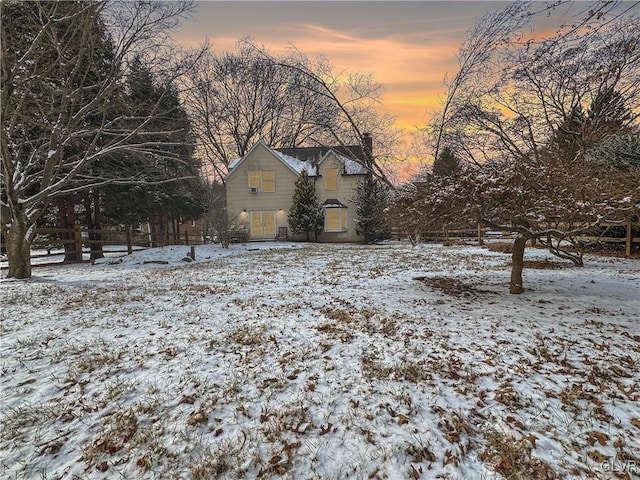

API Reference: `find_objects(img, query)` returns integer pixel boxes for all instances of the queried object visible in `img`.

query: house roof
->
[275,144,368,164]
[227,141,318,178]
[320,151,368,175]
[322,198,348,208]
[226,141,368,179]
[271,150,318,176]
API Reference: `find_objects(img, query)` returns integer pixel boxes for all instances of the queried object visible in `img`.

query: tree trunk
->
[510,236,528,294]
[88,188,104,261]
[6,215,33,279]
[58,197,77,262]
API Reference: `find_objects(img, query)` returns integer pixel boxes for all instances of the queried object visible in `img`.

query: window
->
[248,170,275,192]
[324,208,348,232]
[325,168,338,191]
[262,170,275,192]
[248,171,261,190]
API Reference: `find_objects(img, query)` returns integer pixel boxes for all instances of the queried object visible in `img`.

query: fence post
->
[190,245,195,261]
[477,223,484,246]
[184,231,189,246]
[127,227,133,255]
[74,224,83,262]
[626,218,635,257]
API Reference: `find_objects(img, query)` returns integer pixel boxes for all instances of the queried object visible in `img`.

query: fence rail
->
[398,220,639,257]
[1,225,208,265]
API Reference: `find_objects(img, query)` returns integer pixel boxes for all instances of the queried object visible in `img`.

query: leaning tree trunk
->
[6,214,34,279]
[510,236,529,294]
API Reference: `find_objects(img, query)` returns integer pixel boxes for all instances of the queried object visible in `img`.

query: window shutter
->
[262,170,275,192]
[248,171,261,189]
[325,209,340,231]
[325,169,338,191]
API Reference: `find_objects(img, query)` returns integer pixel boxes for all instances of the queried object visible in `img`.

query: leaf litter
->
[1,242,638,479]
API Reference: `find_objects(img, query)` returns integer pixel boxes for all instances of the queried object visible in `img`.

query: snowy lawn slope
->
[1,242,639,479]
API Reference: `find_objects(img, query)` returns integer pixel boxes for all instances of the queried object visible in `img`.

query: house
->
[225,136,372,242]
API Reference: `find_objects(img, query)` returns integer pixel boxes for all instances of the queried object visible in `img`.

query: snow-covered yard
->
[1,242,639,479]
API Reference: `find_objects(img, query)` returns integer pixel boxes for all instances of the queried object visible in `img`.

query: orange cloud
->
[174,8,465,140]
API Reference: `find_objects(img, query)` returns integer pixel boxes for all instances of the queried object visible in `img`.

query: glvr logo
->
[601,459,637,473]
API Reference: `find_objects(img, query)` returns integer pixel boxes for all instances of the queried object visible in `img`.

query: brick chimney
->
[362,132,373,162]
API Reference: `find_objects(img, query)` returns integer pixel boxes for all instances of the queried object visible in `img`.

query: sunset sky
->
[172,0,580,180]
[173,1,534,130]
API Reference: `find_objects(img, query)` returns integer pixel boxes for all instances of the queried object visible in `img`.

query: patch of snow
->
[1,242,638,479]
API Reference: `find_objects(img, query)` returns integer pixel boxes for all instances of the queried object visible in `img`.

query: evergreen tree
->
[288,170,323,241]
[354,175,390,244]
[433,146,460,177]
[551,88,634,163]
[586,134,640,170]
[586,87,634,138]
[101,58,205,243]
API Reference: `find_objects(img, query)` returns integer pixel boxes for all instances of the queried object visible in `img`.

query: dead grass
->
[486,242,514,253]
[523,259,568,269]
[414,275,481,296]
[479,430,556,480]
[84,410,138,469]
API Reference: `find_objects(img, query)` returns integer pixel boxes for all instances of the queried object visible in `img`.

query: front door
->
[250,211,276,239]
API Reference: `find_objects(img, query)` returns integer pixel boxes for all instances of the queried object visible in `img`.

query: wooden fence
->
[400,220,639,257]
[1,225,208,264]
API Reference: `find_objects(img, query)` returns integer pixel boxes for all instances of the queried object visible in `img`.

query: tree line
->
[2,0,638,292]
[1,1,395,278]
[2,1,206,278]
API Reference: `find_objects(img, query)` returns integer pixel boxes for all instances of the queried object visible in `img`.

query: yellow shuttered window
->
[325,209,340,231]
[325,168,338,191]
[324,208,347,232]
[248,171,275,192]
[262,170,275,192]
[264,211,276,236]
[248,171,262,190]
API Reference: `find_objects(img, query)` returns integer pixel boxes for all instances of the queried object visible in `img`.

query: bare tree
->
[183,42,333,183]
[250,41,398,183]
[425,1,534,164]
[1,1,202,278]
[425,0,640,165]
[399,0,640,294]
[184,40,402,185]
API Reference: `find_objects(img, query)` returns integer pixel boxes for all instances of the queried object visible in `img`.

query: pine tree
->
[433,146,460,177]
[354,175,390,244]
[101,58,205,243]
[288,170,323,241]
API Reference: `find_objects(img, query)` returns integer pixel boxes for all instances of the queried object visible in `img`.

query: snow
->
[334,152,368,175]
[1,242,639,479]
[227,144,318,177]
[271,150,318,176]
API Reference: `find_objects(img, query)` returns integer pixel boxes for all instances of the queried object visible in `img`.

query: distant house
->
[225,136,372,242]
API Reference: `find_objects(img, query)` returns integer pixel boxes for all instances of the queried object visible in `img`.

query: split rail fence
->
[2,220,638,267]
[1,226,208,265]
[401,219,639,257]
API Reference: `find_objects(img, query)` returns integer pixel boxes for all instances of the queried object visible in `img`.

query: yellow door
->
[264,211,276,237]
[250,211,277,238]
[250,212,263,238]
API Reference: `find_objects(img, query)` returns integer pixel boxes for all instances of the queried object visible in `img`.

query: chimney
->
[362,132,373,165]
